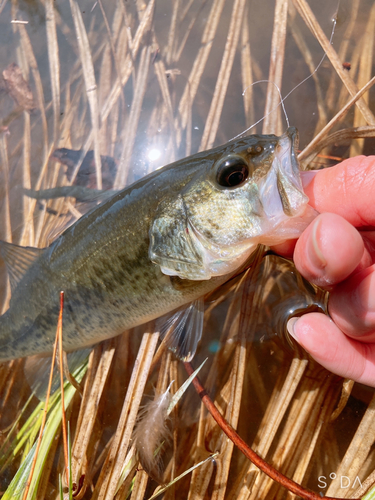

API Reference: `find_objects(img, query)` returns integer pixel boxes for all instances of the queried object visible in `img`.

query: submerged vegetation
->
[0,0,375,498]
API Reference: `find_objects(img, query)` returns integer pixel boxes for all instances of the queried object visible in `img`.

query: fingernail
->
[308,217,327,270]
[300,170,319,189]
[287,317,299,341]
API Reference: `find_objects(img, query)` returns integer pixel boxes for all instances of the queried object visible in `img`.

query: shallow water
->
[0,0,375,498]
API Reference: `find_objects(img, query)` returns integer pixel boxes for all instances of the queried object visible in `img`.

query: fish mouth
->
[257,126,309,226]
[274,127,308,217]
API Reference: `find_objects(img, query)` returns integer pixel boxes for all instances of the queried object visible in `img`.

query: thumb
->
[300,155,375,227]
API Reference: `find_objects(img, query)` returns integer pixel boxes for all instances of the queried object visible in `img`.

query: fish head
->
[150,127,315,280]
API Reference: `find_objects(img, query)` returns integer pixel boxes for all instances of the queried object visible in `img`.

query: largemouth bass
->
[0,127,314,363]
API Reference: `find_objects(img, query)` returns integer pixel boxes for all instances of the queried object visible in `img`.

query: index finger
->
[301,156,375,228]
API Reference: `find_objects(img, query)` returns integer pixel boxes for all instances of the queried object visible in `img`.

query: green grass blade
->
[2,362,87,499]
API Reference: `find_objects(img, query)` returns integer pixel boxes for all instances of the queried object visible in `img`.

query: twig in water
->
[184,361,360,500]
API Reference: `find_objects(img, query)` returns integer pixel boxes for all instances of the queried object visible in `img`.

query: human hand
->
[272,156,375,387]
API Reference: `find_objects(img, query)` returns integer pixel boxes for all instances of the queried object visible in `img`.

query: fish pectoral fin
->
[24,348,91,400]
[156,298,204,361]
[0,241,44,292]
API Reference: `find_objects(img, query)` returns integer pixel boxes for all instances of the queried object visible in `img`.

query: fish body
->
[0,127,312,362]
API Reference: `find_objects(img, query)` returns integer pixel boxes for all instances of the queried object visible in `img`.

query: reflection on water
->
[0,0,375,498]
[252,253,328,348]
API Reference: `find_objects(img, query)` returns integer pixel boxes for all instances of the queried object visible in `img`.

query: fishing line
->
[240,80,291,133]
[230,0,340,140]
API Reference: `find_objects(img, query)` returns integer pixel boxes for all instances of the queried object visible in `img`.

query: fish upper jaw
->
[257,127,308,222]
[254,127,317,245]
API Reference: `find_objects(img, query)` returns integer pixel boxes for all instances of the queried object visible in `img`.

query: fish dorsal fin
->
[157,298,204,361]
[0,241,44,292]
[24,348,91,400]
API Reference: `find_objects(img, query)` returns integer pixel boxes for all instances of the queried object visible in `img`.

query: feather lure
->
[133,386,172,482]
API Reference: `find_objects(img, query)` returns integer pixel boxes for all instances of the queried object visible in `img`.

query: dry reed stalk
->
[336,37,362,115]
[298,78,375,166]
[288,6,328,135]
[115,45,152,188]
[7,21,36,248]
[167,356,179,499]
[292,0,375,126]
[97,44,112,154]
[245,370,337,500]
[271,373,339,492]
[93,328,159,499]
[210,338,247,500]
[330,379,355,422]
[301,124,375,168]
[245,347,269,412]
[97,0,124,108]
[325,0,360,111]
[287,399,337,500]
[209,274,257,500]
[188,251,262,499]
[231,357,309,499]
[262,0,288,136]
[31,144,62,246]
[326,393,375,498]
[99,0,155,125]
[70,0,102,189]
[176,0,226,138]
[0,359,25,420]
[0,134,12,311]
[14,18,49,162]
[349,3,375,157]
[185,317,247,497]
[165,0,179,66]
[20,111,33,246]
[70,341,116,494]
[240,7,255,132]
[57,80,76,148]
[129,469,149,500]
[354,460,375,498]
[0,135,12,244]
[45,0,60,146]
[173,2,204,63]
[153,59,178,161]
[199,0,247,150]
[69,0,102,189]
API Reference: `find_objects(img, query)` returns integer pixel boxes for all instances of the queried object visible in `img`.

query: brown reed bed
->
[0,0,375,498]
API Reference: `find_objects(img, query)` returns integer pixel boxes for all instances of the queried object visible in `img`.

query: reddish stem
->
[21,297,61,500]
[58,291,70,486]
[184,362,360,500]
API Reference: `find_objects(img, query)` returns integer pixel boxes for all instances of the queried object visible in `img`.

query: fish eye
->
[215,156,249,188]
